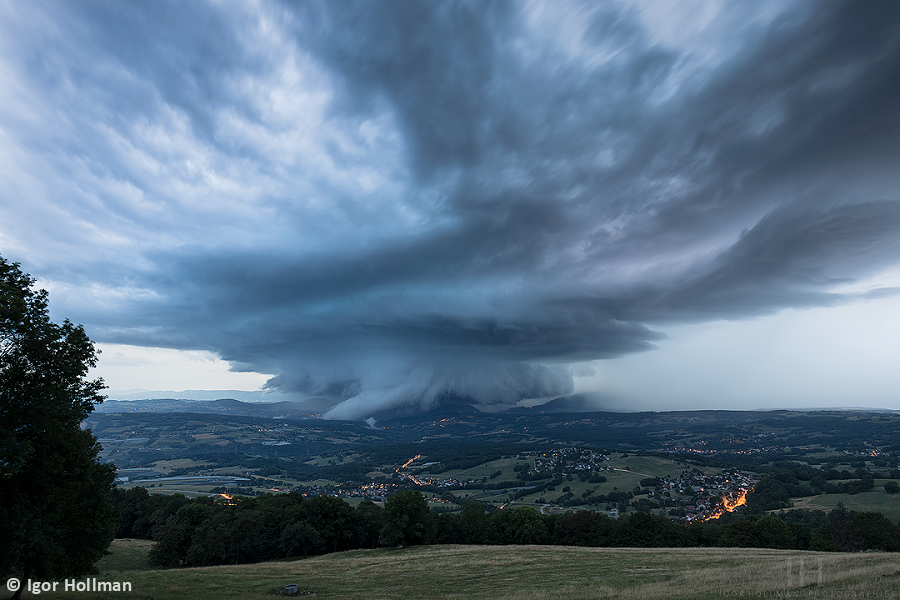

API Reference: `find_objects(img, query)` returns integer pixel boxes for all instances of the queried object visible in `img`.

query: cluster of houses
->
[655,433,783,456]
[643,469,757,521]
[532,448,610,475]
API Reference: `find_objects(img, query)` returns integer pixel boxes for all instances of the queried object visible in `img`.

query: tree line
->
[114,487,900,569]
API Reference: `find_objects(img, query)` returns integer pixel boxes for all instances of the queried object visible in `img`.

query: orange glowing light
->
[215,492,238,505]
[394,454,426,486]
[696,488,751,522]
[400,454,422,469]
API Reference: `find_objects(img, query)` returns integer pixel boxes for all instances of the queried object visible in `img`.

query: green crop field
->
[151,459,212,473]
[38,539,900,600]
[423,456,531,480]
[606,454,693,479]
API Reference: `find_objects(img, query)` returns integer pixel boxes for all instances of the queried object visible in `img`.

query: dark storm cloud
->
[289,0,515,176]
[659,201,900,318]
[3,0,900,418]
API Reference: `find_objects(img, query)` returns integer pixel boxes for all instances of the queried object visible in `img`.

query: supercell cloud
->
[1,1,899,418]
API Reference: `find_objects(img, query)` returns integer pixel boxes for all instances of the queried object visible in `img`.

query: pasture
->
[37,539,900,600]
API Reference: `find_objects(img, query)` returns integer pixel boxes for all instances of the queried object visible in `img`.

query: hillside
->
[69,541,900,600]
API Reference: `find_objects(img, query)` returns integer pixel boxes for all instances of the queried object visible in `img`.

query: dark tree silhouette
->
[827,503,861,552]
[380,490,436,547]
[0,257,118,599]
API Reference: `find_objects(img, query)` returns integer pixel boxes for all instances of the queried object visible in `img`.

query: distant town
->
[88,406,900,525]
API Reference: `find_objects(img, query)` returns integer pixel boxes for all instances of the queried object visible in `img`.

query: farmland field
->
[790,486,900,522]
[606,454,695,478]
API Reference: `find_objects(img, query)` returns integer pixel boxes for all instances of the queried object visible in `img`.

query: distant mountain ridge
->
[105,389,272,402]
[96,397,323,418]
[96,393,900,422]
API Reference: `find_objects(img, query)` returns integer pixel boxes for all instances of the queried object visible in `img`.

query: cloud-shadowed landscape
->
[1,0,899,419]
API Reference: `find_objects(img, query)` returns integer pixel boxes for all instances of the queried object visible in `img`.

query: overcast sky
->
[2,0,900,419]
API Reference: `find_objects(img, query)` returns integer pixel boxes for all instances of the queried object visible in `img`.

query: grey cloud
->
[609,200,900,323]
[291,0,514,177]
[57,0,248,139]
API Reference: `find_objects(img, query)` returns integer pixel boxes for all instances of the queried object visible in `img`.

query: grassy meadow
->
[791,487,900,523]
[27,539,899,600]
[94,539,155,573]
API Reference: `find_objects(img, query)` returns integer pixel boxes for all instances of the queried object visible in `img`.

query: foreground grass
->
[27,541,900,600]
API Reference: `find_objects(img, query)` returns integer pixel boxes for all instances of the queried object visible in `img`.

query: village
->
[267,449,758,522]
[113,444,757,523]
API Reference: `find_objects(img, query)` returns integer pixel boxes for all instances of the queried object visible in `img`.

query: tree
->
[354,499,383,549]
[558,510,608,547]
[148,500,216,568]
[458,501,496,544]
[279,520,324,558]
[380,490,435,547]
[827,502,862,552]
[851,511,900,552]
[494,506,548,545]
[0,257,118,598]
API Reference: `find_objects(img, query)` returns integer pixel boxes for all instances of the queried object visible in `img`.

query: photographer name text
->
[7,577,132,594]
